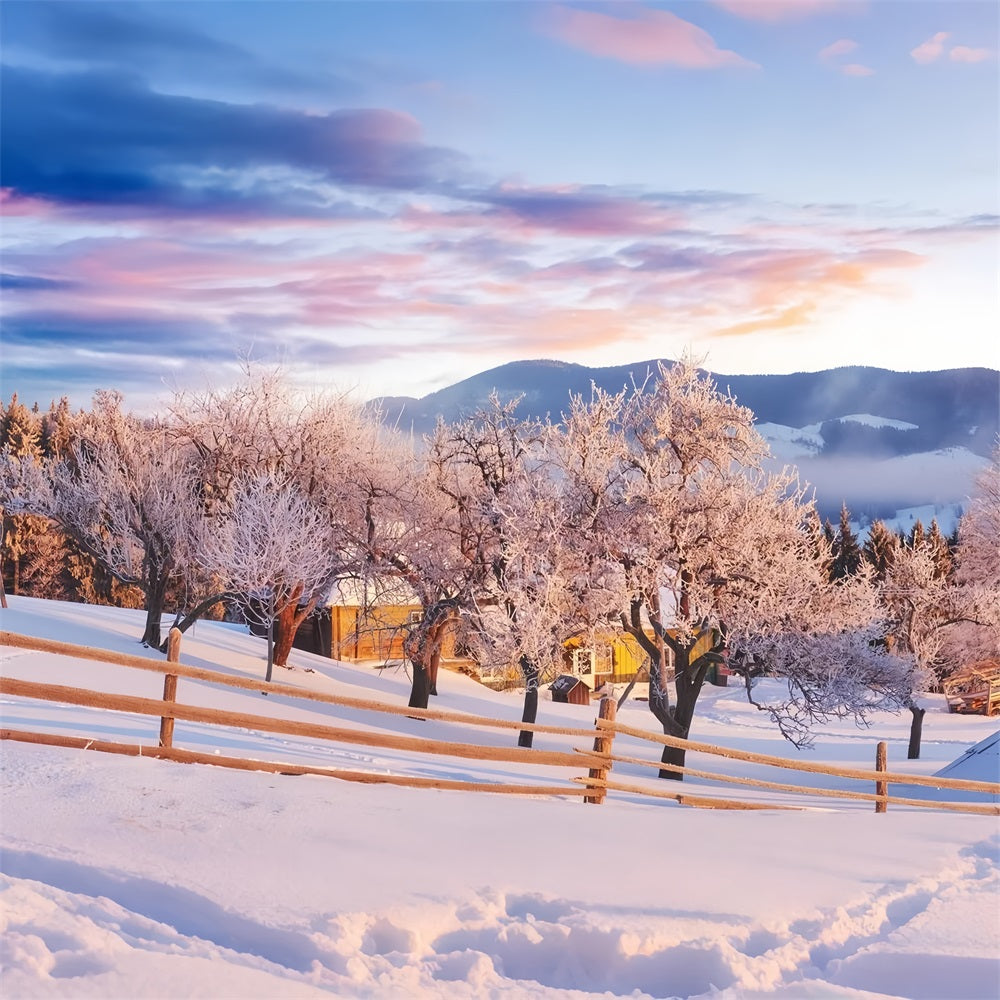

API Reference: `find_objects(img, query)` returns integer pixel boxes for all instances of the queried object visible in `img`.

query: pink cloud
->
[402,184,689,239]
[911,31,949,64]
[0,187,58,217]
[819,39,857,61]
[950,45,991,64]
[841,63,875,77]
[711,1,848,22]
[542,4,759,69]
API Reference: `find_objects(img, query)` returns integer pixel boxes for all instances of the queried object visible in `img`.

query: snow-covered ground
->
[2,596,998,999]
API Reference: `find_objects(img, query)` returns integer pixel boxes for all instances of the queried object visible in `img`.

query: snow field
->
[2,596,999,998]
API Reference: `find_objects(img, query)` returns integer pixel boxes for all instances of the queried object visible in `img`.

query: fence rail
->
[2,629,998,814]
[597,718,1000,815]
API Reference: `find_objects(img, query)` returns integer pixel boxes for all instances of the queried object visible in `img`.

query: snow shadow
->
[1,849,320,973]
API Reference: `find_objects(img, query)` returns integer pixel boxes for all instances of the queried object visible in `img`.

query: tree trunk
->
[518,657,539,748]
[272,587,317,668]
[272,600,298,668]
[265,613,275,683]
[140,569,170,648]
[407,657,432,710]
[427,622,443,697]
[907,703,925,760]
[404,607,454,707]
[659,652,713,779]
[158,592,236,651]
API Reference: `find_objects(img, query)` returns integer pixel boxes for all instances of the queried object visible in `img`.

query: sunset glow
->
[1,1,997,410]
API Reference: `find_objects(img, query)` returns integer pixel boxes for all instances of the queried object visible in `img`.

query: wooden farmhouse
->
[290,580,455,663]
[290,589,730,695]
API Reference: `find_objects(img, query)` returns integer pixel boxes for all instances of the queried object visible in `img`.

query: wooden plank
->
[0,677,604,770]
[578,776,801,811]
[606,751,907,805]
[0,729,589,797]
[589,775,997,815]
[599,718,1000,795]
[0,630,595,738]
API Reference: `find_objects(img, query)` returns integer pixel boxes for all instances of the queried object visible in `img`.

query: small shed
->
[550,673,591,705]
[942,660,1000,716]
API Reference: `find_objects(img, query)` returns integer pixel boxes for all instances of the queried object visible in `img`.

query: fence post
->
[585,695,616,804]
[875,740,888,814]
[158,627,181,749]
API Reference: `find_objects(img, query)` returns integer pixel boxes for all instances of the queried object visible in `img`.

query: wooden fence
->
[1,629,997,815]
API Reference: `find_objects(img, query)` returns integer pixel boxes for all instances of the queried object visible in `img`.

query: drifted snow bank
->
[3,744,998,1000]
[2,596,999,999]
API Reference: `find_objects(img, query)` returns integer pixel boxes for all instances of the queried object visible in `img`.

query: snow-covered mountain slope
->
[376,360,998,524]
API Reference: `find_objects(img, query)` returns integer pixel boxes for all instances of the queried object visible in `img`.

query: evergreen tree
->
[908,518,925,550]
[805,510,833,582]
[1,394,42,460]
[925,519,952,579]
[863,519,898,581]
[40,397,76,460]
[822,519,836,579]
[1,395,44,595]
[831,503,862,579]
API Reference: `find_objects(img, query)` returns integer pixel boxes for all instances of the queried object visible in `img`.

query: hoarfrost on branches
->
[200,471,337,680]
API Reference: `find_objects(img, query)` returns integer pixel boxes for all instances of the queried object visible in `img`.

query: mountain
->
[376,360,999,524]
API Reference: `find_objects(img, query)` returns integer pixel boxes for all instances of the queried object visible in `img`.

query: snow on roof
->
[934,729,1000,785]
[330,576,420,607]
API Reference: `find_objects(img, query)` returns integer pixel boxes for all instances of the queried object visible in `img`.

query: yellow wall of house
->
[562,632,651,683]
[330,605,457,661]
[333,602,655,682]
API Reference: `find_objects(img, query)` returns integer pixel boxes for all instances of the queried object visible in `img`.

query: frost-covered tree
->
[925,518,953,579]
[863,518,899,582]
[881,453,1000,757]
[552,360,910,777]
[20,393,201,646]
[200,473,337,681]
[831,503,862,580]
[1,393,197,643]
[907,518,925,550]
[172,367,379,666]
[373,441,476,710]
[881,542,950,758]
[430,396,571,743]
[40,397,76,461]
[945,447,1000,666]
[1,394,45,596]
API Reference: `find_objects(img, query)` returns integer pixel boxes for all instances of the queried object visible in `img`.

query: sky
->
[2,595,999,998]
[1,0,998,412]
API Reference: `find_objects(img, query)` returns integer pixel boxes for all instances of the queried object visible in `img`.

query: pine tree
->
[863,519,898,581]
[1,394,42,460]
[925,519,952,579]
[822,519,836,579]
[40,397,76,460]
[908,518,925,550]
[805,510,833,582]
[831,504,862,579]
[2,395,45,595]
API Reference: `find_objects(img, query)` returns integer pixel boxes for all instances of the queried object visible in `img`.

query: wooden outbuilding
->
[550,674,591,705]
[943,660,1000,716]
